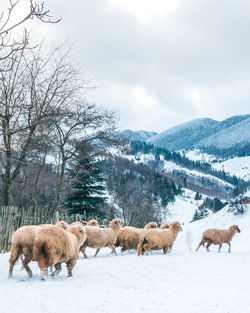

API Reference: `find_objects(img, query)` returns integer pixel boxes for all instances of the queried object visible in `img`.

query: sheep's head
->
[144,222,157,229]
[230,225,241,233]
[87,219,99,227]
[160,223,169,229]
[55,220,68,230]
[68,223,86,245]
[169,221,183,232]
[110,218,124,229]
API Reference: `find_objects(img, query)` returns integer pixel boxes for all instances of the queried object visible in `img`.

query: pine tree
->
[64,143,106,217]
[194,192,202,200]
[191,203,209,222]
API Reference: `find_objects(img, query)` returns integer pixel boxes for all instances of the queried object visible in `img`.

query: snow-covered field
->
[1,205,250,313]
[212,156,250,181]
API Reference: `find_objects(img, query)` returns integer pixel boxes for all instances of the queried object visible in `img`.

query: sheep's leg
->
[196,241,203,251]
[22,254,33,278]
[40,268,48,281]
[163,246,169,255]
[218,244,222,253]
[111,246,117,254]
[8,247,21,278]
[228,243,231,253]
[142,243,150,255]
[206,240,212,252]
[52,263,62,277]
[66,258,77,277]
[95,248,101,257]
[121,246,127,252]
[81,246,88,258]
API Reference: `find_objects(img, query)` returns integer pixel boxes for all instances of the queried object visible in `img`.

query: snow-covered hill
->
[1,204,250,313]
[212,156,250,181]
[123,151,236,199]
[147,114,250,153]
[147,117,217,150]
[166,190,204,223]
[117,129,158,141]
[182,149,250,182]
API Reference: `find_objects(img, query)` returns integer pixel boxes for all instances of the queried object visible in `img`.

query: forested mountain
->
[147,114,250,157]
[123,141,250,200]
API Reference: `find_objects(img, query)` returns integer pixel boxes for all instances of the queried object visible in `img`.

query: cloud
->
[108,0,180,23]
[25,0,250,131]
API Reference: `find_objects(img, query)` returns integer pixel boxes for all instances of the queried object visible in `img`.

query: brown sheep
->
[87,219,99,227]
[115,222,157,252]
[196,225,241,253]
[160,222,169,229]
[80,218,124,258]
[137,221,183,256]
[33,223,86,280]
[8,221,68,278]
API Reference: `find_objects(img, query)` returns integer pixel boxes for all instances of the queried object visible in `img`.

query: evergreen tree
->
[191,203,209,222]
[194,192,202,200]
[64,142,106,217]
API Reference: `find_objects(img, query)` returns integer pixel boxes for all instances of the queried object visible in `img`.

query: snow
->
[1,205,250,313]
[183,149,217,163]
[212,156,250,181]
[166,190,204,224]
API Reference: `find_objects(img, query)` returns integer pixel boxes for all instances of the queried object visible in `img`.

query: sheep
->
[8,220,68,278]
[196,225,241,253]
[79,218,124,258]
[87,219,99,227]
[137,221,183,256]
[160,222,169,229]
[33,223,86,280]
[115,222,158,252]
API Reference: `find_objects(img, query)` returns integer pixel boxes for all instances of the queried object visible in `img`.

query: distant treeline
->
[128,141,249,195]
[199,143,250,158]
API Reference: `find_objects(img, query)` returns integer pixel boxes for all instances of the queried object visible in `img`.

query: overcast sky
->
[10,0,250,132]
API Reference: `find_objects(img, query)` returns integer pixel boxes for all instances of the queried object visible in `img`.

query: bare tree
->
[0,43,118,207]
[0,0,60,70]
[0,44,83,206]
[112,176,162,227]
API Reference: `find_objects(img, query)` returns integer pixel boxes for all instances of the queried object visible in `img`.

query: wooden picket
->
[0,206,86,253]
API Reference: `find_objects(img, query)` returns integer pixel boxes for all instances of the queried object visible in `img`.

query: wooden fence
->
[0,206,103,253]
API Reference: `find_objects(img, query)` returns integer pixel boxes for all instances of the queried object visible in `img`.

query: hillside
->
[147,114,250,156]
[118,129,158,142]
[123,141,250,200]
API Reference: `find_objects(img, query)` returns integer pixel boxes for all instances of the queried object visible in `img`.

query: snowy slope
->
[183,149,217,163]
[183,149,250,182]
[212,156,250,181]
[1,204,250,313]
[124,152,235,190]
[147,114,250,152]
[166,192,204,224]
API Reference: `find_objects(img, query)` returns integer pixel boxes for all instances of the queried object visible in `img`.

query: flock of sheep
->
[7,218,241,280]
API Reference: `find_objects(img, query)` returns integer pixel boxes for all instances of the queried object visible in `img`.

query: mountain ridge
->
[147,114,250,155]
